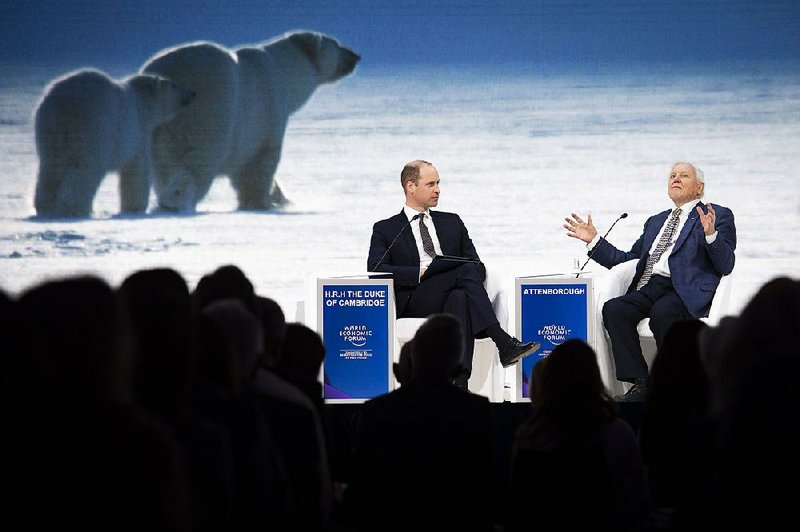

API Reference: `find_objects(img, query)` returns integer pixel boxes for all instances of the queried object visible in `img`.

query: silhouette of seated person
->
[638,319,712,531]
[508,339,648,532]
[247,305,333,532]
[353,313,496,532]
[196,297,294,530]
[272,323,326,410]
[9,275,190,530]
[118,267,237,532]
[701,277,800,531]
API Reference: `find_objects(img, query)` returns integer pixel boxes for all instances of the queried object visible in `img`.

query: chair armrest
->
[606,259,637,298]
[705,272,733,325]
[484,265,509,333]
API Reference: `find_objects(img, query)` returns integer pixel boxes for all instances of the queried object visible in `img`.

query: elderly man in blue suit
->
[368,160,539,389]
[564,162,736,401]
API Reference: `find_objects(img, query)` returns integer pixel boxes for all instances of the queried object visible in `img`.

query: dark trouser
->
[602,274,692,383]
[403,262,499,387]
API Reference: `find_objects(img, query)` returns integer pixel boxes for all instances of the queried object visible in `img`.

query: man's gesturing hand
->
[564,212,597,244]
[696,203,717,236]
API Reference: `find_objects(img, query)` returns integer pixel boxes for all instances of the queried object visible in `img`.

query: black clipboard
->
[421,255,480,281]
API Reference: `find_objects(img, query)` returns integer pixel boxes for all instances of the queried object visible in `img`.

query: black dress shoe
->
[615,380,648,402]
[499,338,541,368]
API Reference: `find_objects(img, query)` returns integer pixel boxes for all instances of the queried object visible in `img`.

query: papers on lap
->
[421,255,480,281]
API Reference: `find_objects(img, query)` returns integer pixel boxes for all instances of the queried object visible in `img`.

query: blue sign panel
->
[320,283,392,402]
[519,282,590,398]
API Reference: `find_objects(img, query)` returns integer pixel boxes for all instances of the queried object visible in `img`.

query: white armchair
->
[395,266,508,402]
[593,260,734,396]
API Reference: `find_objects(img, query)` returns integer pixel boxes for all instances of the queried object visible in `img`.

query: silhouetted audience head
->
[193,264,257,314]
[410,313,464,381]
[510,339,644,532]
[709,276,800,416]
[202,298,264,386]
[256,295,287,367]
[16,275,129,405]
[118,268,196,412]
[704,276,800,529]
[393,340,414,386]
[528,338,617,445]
[277,323,325,377]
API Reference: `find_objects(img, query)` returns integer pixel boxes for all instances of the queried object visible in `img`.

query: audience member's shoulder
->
[252,367,316,411]
[360,386,492,429]
[441,384,493,412]
[361,386,407,409]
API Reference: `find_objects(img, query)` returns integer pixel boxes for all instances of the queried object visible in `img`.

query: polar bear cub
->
[141,30,360,212]
[33,68,195,217]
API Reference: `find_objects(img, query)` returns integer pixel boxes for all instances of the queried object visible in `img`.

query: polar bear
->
[141,30,360,211]
[33,69,196,217]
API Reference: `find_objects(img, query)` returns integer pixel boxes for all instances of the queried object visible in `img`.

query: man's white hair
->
[672,161,704,183]
[694,165,705,184]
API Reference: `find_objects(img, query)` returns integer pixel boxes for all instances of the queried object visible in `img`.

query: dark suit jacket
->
[352,379,496,532]
[590,201,736,318]
[367,210,485,316]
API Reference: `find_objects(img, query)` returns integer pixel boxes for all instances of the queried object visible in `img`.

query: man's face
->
[406,165,440,211]
[667,163,704,206]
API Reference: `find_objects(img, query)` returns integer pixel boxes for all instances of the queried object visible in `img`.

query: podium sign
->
[515,276,594,401]
[317,277,395,403]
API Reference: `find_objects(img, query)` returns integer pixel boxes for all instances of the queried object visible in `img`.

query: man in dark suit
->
[352,314,496,531]
[368,159,538,389]
[564,162,736,401]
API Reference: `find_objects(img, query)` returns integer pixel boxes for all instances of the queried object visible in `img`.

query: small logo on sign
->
[340,325,373,347]
[537,324,572,345]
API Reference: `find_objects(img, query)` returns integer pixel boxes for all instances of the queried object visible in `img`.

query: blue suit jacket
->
[367,210,485,315]
[590,202,736,318]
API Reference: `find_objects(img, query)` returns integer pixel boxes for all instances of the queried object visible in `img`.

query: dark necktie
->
[636,207,682,290]
[419,212,437,259]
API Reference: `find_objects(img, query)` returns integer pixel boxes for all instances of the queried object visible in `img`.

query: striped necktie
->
[636,208,682,290]
[418,212,436,259]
